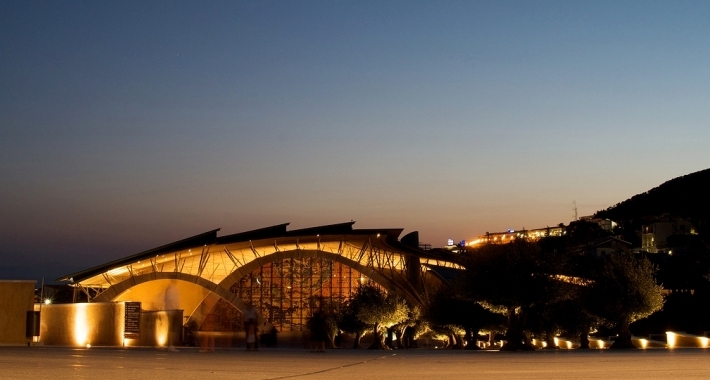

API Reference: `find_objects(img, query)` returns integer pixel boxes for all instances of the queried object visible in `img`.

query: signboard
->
[124,302,141,339]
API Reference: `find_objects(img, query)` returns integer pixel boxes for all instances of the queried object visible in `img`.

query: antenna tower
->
[573,201,578,221]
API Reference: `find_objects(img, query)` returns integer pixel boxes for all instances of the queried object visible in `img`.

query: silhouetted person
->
[244,303,258,351]
[334,330,343,348]
[245,321,258,351]
[308,309,329,352]
[262,326,278,348]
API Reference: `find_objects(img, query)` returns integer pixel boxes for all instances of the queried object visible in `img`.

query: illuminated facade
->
[467,225,567,246]
[228,258,367,332]
[58,222,461,339]
[464,218,621,247]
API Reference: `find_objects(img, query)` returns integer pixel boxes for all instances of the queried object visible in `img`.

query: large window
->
[203,257,369,332]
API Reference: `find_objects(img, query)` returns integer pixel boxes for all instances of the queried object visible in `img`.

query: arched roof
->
[59,222,463,308]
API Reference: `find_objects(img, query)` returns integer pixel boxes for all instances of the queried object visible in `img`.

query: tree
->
[525,292,568,349]
[307,296,341,348]
[426,287,499,349]
[350,284,409,350]
[588,254,664,348]
[461,239,556,350]
[556,285,604,349]
[523,237,579,349]
[392,305,423,349]
[338,298,370,349]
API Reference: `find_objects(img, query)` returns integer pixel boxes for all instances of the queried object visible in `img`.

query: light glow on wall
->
[552,337,573,349]
[638,338,648,349]
[666,332,710,348]
[155,312,168,347]
[74,303,89,346]
[588,338,609,349]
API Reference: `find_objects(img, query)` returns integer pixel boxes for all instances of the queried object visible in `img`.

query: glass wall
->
[203,257,370,332]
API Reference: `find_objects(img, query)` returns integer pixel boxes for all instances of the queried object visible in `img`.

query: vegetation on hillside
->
[595,168,710,237]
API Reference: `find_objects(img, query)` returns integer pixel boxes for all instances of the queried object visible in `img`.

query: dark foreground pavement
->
[1,346,709,379]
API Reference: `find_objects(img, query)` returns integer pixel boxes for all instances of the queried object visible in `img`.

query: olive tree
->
[461,239,556,350]
[350,284,409,350]
[588,254,664,348]
[426,287,499,349]
[338,297,370,348]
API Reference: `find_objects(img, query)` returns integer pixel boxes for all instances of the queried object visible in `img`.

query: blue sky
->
[2,1,709,282]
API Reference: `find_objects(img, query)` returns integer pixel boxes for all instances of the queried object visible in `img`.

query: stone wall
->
[0,280,35,345]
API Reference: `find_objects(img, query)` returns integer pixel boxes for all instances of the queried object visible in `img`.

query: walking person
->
[244,303,259,351]
[307,308,329,352]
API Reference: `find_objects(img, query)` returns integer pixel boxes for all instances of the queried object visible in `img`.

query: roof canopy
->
[58,222,457,284]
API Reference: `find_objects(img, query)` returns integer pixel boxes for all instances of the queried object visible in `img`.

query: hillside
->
[595,168,710,230]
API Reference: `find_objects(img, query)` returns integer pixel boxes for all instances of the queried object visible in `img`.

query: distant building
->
[443,238,466,253]
[641,218,696,253]
[579,216,617,231]
[468,225,566,246]
[570,236,633,258]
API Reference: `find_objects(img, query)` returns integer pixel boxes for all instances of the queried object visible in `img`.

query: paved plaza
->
[1,346,709,379]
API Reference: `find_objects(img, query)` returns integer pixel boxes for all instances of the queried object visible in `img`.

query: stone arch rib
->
[92,272,251,323]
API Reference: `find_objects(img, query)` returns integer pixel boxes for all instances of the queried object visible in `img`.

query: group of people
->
[187,303,340,352]
[247,304,333,352]
[246,303,333,353]
[243,303,279,351]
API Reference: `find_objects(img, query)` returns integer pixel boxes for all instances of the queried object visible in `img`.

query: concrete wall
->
[39,302,184,347]
[0,280,35,345]
[138,310,183,347]
[40,302,125,346]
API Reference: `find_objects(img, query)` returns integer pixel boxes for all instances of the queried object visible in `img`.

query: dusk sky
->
[2,1,709,282]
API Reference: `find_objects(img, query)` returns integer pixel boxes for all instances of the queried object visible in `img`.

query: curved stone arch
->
[92,272,252,325]
[217,249,421,306]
